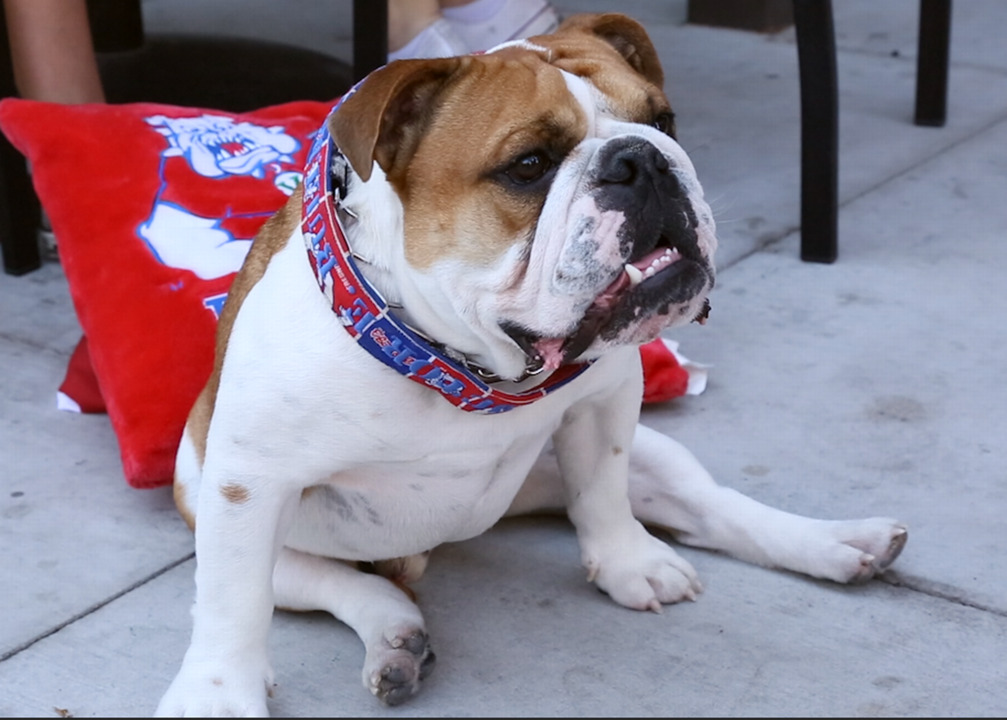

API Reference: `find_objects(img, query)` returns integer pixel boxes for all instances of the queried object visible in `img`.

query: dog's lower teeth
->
[625,264,644,286]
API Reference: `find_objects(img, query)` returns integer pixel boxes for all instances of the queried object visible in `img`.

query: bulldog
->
[156,13,907,716]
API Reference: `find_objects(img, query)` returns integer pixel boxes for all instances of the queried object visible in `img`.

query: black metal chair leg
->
[0,132,41,275]
[0,2,42,275]
[793,0,839,264]
[353,0,387,81]
[915,0,951,127]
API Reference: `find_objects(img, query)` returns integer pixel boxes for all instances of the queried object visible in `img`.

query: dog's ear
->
[328,57,464,183]
[551,13,664,89]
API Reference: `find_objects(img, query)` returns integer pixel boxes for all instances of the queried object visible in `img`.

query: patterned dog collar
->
[300,104,589,414]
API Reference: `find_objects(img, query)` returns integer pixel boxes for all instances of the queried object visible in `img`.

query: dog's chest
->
[283,413,556,559]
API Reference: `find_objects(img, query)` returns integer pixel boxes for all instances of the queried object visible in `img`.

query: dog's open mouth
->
[505,242,712,374]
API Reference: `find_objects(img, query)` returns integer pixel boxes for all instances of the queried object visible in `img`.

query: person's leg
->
[388,0,441,53]
[3,0,104,103]
[440,0,559,52]
[387,0,560,62]
[2,0,104,261]
[387,0,467,61]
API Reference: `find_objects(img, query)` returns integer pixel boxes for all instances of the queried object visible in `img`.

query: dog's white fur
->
[156,14,906,716]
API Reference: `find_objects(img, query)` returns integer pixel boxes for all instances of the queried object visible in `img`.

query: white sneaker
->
[442,0,560,53]
[388,17,469,61]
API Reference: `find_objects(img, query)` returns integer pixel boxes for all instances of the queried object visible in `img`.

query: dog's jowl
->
[157,13,906,716]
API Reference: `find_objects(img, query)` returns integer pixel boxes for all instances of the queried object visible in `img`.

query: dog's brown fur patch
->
[173,466,196,531]
[220,483,251,504]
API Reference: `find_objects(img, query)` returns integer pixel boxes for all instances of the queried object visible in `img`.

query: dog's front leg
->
[553,372,703,611]
[156,472,300,718]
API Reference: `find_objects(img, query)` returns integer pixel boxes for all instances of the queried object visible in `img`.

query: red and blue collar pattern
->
[300,102,589,414]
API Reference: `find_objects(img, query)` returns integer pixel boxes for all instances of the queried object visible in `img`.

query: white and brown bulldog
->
[156,13,906,716]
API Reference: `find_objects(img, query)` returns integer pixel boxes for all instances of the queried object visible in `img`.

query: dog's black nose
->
[597,139,673,189]
[594,138,696,261]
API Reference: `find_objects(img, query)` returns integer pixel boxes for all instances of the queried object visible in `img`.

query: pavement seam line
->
[0,552,195,664]
[879,574,1007,617]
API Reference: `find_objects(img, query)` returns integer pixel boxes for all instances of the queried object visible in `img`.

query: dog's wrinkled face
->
[331,13,716,381]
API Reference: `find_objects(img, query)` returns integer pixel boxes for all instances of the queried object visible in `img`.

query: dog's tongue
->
[533,272,632,370]
[532,337,566,370]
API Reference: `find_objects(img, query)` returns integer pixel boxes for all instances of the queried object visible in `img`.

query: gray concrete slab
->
[3,521,1006,718]
[0,264,193,656]
[658,115,1007,616]
[2,0,1006,717]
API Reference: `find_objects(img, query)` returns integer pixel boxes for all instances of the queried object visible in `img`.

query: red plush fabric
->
[640,337,689,403]
[0,98,334,487]
[58,336,106,414]
[0,96,691,489]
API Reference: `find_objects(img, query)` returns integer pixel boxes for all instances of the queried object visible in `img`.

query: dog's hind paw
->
[805,517,908,584]
[363,628,436,706]
[838,519,908,583]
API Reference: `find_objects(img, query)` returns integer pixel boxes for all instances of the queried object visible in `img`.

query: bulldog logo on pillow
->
[138,114,304,289]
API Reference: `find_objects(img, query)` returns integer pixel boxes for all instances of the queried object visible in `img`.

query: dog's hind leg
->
[272,548,435,706]
[622,424,907,583]
[512,423,906,584]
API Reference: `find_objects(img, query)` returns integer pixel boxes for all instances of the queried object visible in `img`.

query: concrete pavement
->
[2,1,1006,716]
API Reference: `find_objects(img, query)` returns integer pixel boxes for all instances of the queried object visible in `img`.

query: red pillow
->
[0,98,334,487]
[0,97,700,490]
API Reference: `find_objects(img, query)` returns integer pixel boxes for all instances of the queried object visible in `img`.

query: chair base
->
[98,34,353,111]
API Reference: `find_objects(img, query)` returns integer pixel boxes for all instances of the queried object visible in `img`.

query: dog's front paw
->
[361,626,436,706]
[583,530,703,612]
[155,657,275,718]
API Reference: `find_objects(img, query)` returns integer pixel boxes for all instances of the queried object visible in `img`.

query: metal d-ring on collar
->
[300,102,590,414]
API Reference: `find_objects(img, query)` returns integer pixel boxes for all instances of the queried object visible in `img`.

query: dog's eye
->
[504,151,553,185]
[652,111,676,138]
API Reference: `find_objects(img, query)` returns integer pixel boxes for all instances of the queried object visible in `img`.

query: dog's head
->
[329,13,716,381]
